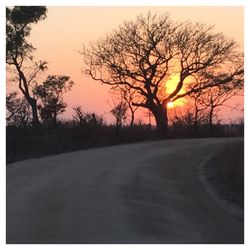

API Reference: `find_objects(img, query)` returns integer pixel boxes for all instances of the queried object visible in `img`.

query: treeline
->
[6,121,156,164]
[6,112,243,164]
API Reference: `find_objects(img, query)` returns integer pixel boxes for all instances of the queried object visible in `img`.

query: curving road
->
[6,138,243,243]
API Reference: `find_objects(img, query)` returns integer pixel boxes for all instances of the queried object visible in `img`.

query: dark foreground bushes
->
[6,123,160,164]
[204,140,244,208]
[218,141,244,207]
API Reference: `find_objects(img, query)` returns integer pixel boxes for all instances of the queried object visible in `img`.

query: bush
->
[218,141,244,206]
[6,123,161,163]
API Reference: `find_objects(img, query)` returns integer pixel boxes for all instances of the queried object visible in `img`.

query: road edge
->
[197,149,244,221]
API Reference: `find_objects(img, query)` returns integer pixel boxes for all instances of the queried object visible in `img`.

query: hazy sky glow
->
[8,6,244,124]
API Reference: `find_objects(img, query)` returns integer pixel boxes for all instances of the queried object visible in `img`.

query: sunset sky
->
[7,6,244,124]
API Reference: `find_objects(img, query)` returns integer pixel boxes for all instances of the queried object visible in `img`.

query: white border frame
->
[1,1,249,249]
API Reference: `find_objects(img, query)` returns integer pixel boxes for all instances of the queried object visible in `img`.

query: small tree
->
[72,106,86,126]
[72,107,105,128]
[111,86,139,128]
[189,73,243,130]
[144,109,154,129]
[192,94,209,130]
[34,75,74,127]
[6,6,48,127]
[110,100,128,129]
[121,88,139,129]
[6,92,32,128]
[87,113,105,127]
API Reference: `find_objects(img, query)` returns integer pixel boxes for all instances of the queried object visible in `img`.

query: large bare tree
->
[81,12,243,134]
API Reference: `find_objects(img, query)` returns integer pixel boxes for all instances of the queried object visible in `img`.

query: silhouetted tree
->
[72,106,86,126]
[110,99,128,134]
[86,113,105,127]
[72,106,105,128]
[186,69,243,131]
[143,109,154,129]
[111,86,139,128]
[6,92,32,128]
[176,94,210,133]
[81,12,243,135]
[6,6,47,127]
[194,84,243,131]
[34,75,74,127]
[121,88,139,129]
[192,94,209,131]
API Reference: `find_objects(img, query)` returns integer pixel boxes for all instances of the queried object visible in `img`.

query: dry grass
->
[218,141,244,207]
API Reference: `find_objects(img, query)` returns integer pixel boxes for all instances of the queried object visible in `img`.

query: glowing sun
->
[167,101,174,108]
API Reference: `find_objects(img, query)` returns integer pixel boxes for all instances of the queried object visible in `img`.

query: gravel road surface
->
[6,138,244,243]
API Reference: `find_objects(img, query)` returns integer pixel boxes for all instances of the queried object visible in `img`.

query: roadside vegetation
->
[205,141,244,208]
[6,120,243,164]
[218,141,244,207]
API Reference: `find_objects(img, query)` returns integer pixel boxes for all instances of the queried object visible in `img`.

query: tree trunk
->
[194,106,199,134]
[28,98,40,128]
[151,101,168,136]
[115,119,120,138]
[209,107,214,132]
[130,111,135,129]
[14,60,40,128]
[52,115,58,128]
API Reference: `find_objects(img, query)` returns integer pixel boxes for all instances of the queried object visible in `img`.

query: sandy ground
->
[6,137,244,243]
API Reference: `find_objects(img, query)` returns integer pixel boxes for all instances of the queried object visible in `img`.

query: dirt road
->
[6,138,244,243]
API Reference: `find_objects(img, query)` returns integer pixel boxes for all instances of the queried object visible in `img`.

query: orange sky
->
[10,6,244,124]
